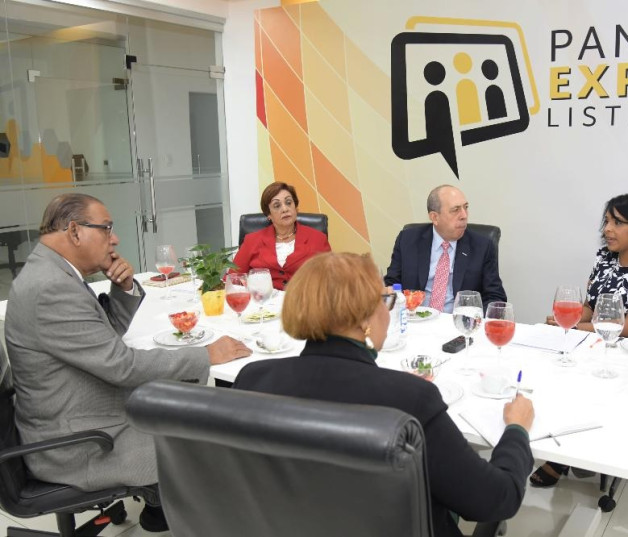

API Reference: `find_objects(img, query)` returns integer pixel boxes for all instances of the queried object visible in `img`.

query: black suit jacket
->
[234,338,532,537]
[384,224,506,310]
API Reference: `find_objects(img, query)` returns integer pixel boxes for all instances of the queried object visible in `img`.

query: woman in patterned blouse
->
[531,193,628,488]
[547,193,628,337]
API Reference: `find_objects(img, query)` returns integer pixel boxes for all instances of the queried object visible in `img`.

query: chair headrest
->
[127,380,423,473]
[402,222,501,251]
[238,213,328,245]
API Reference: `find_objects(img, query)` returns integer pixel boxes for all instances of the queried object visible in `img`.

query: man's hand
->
[105,252,135,291]
[503,394,535,431]
[207,336,252,365]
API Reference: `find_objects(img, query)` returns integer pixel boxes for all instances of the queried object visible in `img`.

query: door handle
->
[147,157,158,233]
[137,158,148,233]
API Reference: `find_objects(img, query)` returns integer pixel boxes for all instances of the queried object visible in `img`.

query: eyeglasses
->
[382,293,397,311]
[64,222,114,236]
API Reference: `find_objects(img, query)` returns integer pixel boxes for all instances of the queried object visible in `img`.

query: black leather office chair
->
[403,223,501,257]
[599,474,622,511]
[238,212,328,245]
[0,344,156,537]
[127,380,505,537]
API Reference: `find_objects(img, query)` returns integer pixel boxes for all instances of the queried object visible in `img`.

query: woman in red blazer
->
[232,182,331,290]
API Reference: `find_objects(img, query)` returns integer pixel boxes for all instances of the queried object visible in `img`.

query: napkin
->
[143,274,191,287]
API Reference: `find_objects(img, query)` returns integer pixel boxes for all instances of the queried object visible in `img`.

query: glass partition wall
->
[0,0,229,300]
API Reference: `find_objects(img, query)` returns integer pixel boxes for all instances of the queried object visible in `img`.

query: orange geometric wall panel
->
[0,119,72,184]
[255,3,377,254]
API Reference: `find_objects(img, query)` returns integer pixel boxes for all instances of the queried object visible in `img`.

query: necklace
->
[276,226,296,241]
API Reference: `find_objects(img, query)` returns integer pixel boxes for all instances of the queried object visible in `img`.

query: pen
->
[589,337,603,348]
[515,370,522,398]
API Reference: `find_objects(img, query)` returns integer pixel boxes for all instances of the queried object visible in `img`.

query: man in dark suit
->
[384,185,506,312]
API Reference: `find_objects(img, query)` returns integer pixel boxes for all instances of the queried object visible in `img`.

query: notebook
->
[510,323,590,354]
[459,402,602,447]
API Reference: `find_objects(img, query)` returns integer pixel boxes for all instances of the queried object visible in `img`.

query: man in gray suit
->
[5,193,251,532]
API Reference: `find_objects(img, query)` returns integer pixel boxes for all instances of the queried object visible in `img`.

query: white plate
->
[434,380,464,406]
[153,328,213,347]
[380,338,408,353]
[620,339,628,353]
[471,382,515,400]
[242,311,280,324]
[254,340,293,354]
[407,307,440,322]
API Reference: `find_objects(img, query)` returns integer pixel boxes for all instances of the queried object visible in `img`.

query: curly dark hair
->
[600,194,628,240]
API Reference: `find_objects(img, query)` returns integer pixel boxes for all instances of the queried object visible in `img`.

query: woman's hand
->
[545,315,558,327]
[503,394,535,431]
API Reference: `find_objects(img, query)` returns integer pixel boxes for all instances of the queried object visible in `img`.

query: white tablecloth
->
[4,276,628,480]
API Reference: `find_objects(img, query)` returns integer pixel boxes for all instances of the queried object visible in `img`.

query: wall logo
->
[391,17,539,178]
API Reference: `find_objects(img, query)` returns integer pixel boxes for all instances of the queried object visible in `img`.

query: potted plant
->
[185,244,238,316]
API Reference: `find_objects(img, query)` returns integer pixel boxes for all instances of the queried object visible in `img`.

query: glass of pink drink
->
[553,285,583,366]
[225,273,251,324]
[484,302,515,355]
[155,245,177,300]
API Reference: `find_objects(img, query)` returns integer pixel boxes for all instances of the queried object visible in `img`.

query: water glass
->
[183,246,202,303]
[452,290,483,374]
[248,268,273,329]
[592,293,624,379]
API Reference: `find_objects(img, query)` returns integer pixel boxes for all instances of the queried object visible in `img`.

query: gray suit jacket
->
[5,243,209,491]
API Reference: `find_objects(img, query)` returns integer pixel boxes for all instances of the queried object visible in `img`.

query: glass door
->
[0,2,228,299]
[126,18,230,272]
[0,2,143,298]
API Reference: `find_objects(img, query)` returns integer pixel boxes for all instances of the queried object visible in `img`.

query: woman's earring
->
[364,326,374,349]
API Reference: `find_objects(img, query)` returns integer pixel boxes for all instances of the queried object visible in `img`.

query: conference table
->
[1,273,627,481]
[1,274,627,534]
[72,275,627,479]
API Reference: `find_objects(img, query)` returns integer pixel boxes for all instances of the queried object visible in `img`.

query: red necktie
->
[429,241,450,311]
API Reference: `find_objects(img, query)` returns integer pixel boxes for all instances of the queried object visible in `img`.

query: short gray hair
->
[427,185,450,213]
[39,193,102,235]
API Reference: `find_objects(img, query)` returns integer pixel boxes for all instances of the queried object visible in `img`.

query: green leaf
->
[185,243,238,292]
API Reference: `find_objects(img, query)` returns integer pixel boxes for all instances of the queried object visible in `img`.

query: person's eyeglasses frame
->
[63,222,114,237]
[382,292,397,311]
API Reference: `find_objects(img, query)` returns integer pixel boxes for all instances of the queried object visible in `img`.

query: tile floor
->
[0,460,625,536]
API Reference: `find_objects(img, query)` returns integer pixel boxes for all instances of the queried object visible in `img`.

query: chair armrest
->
[0,430,114,465]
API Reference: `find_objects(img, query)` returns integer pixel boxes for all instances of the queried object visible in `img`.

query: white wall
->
[147,0,622,326]
[222,0,280,238]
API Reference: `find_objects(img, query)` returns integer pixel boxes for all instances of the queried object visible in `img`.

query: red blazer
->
[232,222,331,290]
